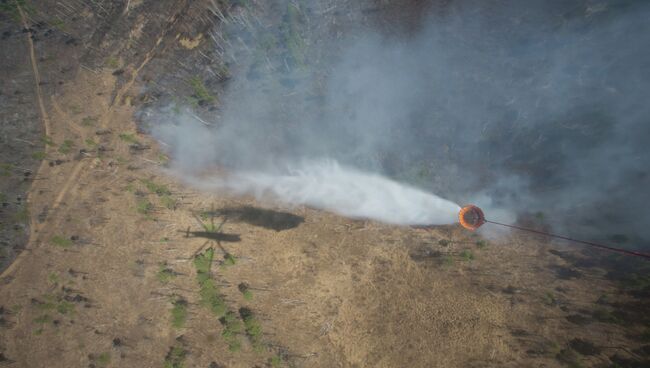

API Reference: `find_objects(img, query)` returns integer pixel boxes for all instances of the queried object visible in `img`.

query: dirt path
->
[0,3,59,278]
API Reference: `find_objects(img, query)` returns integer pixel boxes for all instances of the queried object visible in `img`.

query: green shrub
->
[194,249,226,317]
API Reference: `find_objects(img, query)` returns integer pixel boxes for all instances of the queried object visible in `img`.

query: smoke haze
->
[150,0,650,247]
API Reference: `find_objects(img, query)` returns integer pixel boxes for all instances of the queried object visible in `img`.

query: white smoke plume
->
[187,160,460,225]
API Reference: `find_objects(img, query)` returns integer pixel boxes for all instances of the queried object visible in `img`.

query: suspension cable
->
[485,219,650,260]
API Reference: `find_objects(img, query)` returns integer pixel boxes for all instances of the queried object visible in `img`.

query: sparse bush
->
[58,140,74,154]
[81,116,98,126]
[35,294,75,315]
[1,163,12,177]
[161,194,178,210]
[136,199,153,215]
[13,207,29,222]
[105,57,119,69]
[592,308,622,324]
[84,138,97,148]
[238,283,253,301]
[240,307,263,349]
[118,133,139,144]
[544,292,556,306]
[96,352,110,366]
[164,346,187,368]
[475,240,488,249]
[171,298,188,329]
[641,328,650,342]
[141,179,171,196]
[220,311,243,351]
[222,253,236,267]
[41,135,55,146]
[438,239,450,247]
[188,76,215,105]
[51,235,72,248]
[443,255,454,266]
[33,314,52,324]
[48,272,60,284]
[157,264,176,283]
[269,355,283,368]
[31,151,47,160]
[460,250,474,261]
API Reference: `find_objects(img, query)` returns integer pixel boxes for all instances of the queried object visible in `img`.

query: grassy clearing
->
[171,298,188,329]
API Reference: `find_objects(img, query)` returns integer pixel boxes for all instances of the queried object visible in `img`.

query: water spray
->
[458,205,650,260]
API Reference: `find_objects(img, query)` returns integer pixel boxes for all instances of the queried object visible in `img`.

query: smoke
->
[149,0,650,245]
[187,160,460,225]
